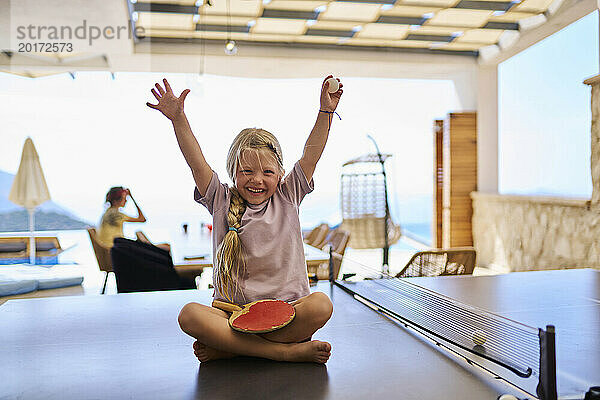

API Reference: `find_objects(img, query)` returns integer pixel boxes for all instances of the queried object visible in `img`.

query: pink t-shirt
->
[194,161,313,305]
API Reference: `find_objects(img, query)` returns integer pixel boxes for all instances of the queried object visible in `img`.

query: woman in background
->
[97,187,146,248]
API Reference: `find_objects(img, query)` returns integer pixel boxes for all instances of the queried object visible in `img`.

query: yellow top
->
[97,207,128,248]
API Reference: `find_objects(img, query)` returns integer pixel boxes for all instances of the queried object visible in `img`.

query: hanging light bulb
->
[224,0,237,55]
[225,0,237,56]
[224,39,237,55]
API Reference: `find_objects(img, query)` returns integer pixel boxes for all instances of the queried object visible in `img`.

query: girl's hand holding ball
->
[325,77,339,93]
[321,75,343,113]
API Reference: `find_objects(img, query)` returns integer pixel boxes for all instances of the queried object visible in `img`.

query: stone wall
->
[587,75,600,208]
[470,74,600,272]
[471,192,600,272]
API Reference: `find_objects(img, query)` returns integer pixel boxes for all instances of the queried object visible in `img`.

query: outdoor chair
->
[138,230,204,283]
[33,237,61,253]
[303,223,330,249]
[339,153,402,268]
[0,239,27,262]
[395,248,476,278]
[0,236,62,264]
[110,237,195,293]
[310,228,351,281]
[87,227,113,294]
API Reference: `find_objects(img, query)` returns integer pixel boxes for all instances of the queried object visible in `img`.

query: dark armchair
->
[111,238,196,293]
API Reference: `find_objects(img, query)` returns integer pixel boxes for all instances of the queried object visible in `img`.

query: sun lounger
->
[0,265,84,297]
[0,237,63,265]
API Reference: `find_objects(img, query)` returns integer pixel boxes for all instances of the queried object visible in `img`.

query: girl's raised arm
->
[147,78,213,196]
[299,75,343,183]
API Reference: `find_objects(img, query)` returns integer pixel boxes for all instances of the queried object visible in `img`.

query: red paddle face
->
[230,300,295,333]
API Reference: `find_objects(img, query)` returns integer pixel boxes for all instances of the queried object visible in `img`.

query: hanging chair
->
[339,152,402,267]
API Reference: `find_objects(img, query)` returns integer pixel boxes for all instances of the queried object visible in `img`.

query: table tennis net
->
[336,277,547,382]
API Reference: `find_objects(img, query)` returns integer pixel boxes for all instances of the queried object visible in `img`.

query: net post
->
[536,325,557,400]
[328,247,334,283]
[383,246,389,275]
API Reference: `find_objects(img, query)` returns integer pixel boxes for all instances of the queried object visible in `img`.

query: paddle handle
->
[212,300,242,312]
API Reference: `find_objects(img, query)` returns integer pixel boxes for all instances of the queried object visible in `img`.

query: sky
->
[0,10,597,241]
[499,10,598,198]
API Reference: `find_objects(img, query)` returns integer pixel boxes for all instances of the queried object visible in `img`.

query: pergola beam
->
[478,0,598,66]
[128,40,479,80]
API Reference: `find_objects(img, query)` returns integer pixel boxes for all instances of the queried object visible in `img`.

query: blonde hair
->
[214,128,284,302]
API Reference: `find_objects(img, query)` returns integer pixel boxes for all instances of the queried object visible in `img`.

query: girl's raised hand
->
[146,78,190,121]
[320,75,343,112]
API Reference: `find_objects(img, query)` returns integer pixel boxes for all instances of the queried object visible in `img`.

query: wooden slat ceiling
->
[132,0,554,56]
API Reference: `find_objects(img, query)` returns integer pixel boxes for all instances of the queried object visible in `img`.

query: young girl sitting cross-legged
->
[146,75,343,364]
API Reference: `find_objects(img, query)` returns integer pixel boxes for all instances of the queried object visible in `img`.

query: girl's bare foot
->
[193,340,236,362]
[282,340,331,364]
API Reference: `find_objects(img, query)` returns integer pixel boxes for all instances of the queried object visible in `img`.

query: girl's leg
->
[178,302,331,363]
[190,306,236,362]
[261,292,333,343]
[193,340,235,362]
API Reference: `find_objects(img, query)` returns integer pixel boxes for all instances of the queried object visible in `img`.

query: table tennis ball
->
[472,330,487,346]
[326,77,339,93]
[497,395,519,400]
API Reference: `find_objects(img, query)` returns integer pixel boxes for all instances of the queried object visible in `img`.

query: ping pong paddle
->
[212,299,296,334]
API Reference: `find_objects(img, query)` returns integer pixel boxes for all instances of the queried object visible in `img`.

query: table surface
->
[403,268,600,399]
[1,269,598,400]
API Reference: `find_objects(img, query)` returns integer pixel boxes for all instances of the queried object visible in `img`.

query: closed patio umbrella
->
[8,137,51,264]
